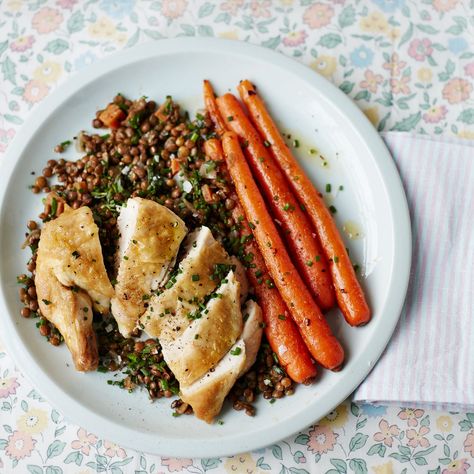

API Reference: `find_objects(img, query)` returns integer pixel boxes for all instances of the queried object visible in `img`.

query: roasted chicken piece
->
[111,198,187,337]
[161,270,243,386]
[141,226,247,339]
[239,299,264,374]
[35,205,114,371]
[180,340,246,423]
[180,300,263,423]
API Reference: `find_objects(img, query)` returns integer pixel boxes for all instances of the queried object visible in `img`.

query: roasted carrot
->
[203,80,227,137]
[98,104,126,129]
[232,206,317,383]
[170,158,181,175]
[203,136,317,382]
[203,138,224,161]
[222,131,344,370]
[216,93,335,312]
[238,80,371,327]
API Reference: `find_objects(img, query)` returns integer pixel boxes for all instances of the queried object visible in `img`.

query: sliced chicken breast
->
[35,206,114,371]
[161,271,243,386]
[230,256,249,304]
[180,340,246,424]
[141,226,244,339]
[239,300,264,375]
[174,300,263,423]
[111,198,187,337]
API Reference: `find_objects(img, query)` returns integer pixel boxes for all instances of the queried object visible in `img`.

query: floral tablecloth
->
[1,1,474,473]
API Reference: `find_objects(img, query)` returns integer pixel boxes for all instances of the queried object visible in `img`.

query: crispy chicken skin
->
[141,226,247,339]
[111,198,187,337]
[161,270,243,386]
[35,205,114,371]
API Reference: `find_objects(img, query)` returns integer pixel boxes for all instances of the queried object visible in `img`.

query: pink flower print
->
[406,426,430,448]
[360,70,383,93]
[408,39,433,62]
[161,457,193,472]
[307,425,338,454]
[0,377,19,397]
[71,428,98,455]
[23,80,49,104]
[10,35,35,52]
[464,430,474,457]
[104,440,126,458]
[383,52,406,77]
[56,0,78,9]
[161,0,188,19]
[5,431,36,460]
[220,0,244,15]
[303,3,334,29]
[433,0,459,13]
[443,78,472,104]
[398,408,424,427]
[390,76,410,95]
[464,63,474,78]
[32,7,63,34]
[283,30,308,47]
[373,419,400,447]
[442,459,470,474]
[250,0,271,18]
[423,105,447,123]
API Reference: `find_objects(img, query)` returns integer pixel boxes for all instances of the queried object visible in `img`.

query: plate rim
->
[0,37,411,458]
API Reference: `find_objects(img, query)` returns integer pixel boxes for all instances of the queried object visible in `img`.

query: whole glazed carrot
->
[202,89,318,382]
[203,80,227,137]
[234,208,317,383]
[222,131,344,370]
[238,80,371,327]
[216,93,335,312]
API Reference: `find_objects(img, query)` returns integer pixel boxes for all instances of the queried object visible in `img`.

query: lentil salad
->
[18,92,296,418]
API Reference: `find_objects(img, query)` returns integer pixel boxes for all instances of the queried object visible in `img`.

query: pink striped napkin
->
[353,132,474,411]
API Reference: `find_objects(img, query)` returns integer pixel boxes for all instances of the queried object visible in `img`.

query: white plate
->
[0,38,411,458]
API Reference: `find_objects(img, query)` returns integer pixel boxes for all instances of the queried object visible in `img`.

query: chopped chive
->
[306,260,313,267]
[278,314,286,320]
[325,183,331,193]
[230,347,242,356]
[192,274,200,282]
[329,205,337,214]
[293,139,300,148]
[227,116,234,122]
[263,140,271,147]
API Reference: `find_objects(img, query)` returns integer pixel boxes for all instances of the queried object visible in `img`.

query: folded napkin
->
[353,132,474,412]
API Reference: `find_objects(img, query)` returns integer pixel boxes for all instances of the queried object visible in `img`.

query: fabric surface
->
[354,133,474,413]
[1,1,474,473]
